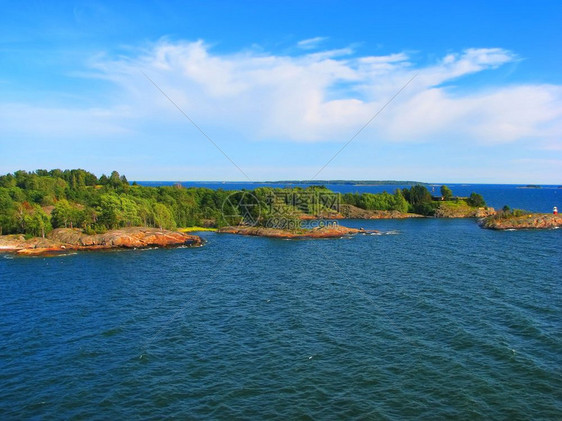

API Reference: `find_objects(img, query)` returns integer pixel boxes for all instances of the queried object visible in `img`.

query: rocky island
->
[320,204,424,219]
[2,168,551,251]
[0,227,202,256]
[480,213,562,230]
[218,225,373,239]
[433,203,495,218]
[299,203,495,220]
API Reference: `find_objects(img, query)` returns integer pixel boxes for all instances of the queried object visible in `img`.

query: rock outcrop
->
[218,225,376,239]
[434,203,496,218]
[305,204,423,220]
[294,203,494,220]
[0,234,56,252]
[480,214,562,230]
[0,227,202,256]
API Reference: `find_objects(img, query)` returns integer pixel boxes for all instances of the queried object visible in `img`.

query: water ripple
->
[0,219,560,419]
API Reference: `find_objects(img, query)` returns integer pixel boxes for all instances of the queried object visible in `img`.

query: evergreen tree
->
[440,185,453,200]
[467,192,486,207]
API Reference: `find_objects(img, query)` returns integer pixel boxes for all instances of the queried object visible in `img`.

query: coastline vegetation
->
[0,169,488,237]
[265,180,427,186]
[178,226,218,232]
[479,206,560,230]
[487,206,530,220]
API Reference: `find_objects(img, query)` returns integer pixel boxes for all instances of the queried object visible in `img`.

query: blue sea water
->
[1,192,561,419]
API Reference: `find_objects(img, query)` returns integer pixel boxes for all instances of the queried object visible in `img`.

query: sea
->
[1,184,560,419]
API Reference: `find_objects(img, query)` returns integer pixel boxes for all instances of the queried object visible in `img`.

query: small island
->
[479,211,561,230]
[218,224,373,239]
[0,227,202,256]
[1,168,557,255]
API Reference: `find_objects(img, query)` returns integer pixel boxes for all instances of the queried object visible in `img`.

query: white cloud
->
[417,48,518,87]
[378,83,562,144]
[297,36,328,50]
[88,41,559,147]
[2,40,561,153]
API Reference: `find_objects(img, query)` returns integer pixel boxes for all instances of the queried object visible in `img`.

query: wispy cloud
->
[82,40,559,146]
[297,36,328,50]
[2,39,561,163]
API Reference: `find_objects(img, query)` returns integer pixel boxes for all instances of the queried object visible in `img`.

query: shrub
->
[467,192,486,207]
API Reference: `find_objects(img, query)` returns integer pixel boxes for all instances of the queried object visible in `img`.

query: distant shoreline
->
[2,169,558,243]
[135,181,562,187]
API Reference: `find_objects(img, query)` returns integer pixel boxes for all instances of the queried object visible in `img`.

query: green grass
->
[178,226,217,233]
[439,199,470,208]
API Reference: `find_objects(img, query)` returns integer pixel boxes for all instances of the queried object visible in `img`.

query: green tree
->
[98,194,122,229]
[109,171,122,189]
[0,174,16,188]
[467,192,486,207]
[391,189,409,213]
[0,188,17,234]
[15,202,31,232]
[440,185,453,201]
[408,185,432,205]
[51,199,75,228]
[153,203,176,230]
[119,196,141,226]
[134,198,153,226]
[49,169,64,179]
[24,205,52,238]
[80,207,98,231]
[98,174,109,185]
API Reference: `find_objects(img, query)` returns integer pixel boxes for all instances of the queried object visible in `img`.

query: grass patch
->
[439,199,471,208]
[178,226,217,233]
[486,209,530,221]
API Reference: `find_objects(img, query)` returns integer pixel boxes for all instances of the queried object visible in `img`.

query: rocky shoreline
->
[479,214,562,230]
[218,225,375,239]
[338,204,425,219]
[434,204,495,218]
[3,212,559,256]
[0,227,202,256]
[296,204,423,220]
[297,204,495,220]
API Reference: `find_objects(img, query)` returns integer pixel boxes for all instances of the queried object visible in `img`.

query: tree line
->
[0,169,230,236]
[0,169,486,237]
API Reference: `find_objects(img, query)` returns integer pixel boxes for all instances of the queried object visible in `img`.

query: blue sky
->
[1,0,561,183]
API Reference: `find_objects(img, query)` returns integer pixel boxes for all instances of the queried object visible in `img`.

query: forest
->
[0,169,486,237]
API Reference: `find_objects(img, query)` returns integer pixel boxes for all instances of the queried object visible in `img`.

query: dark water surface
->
[1,218,561,419]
